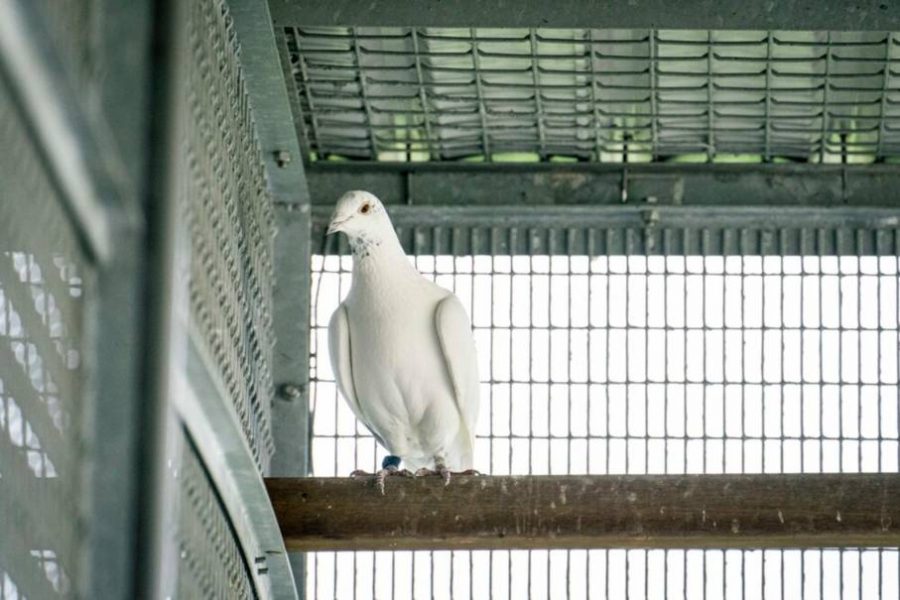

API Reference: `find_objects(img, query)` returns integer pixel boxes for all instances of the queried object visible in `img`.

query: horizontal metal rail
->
[306,162,900,209]
[267,474,900,552]
[268,0,900,31]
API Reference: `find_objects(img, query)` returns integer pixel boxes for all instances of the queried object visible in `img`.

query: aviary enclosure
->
[1,1,899,598]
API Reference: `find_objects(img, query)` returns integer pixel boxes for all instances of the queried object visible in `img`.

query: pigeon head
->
[327,191,398,257]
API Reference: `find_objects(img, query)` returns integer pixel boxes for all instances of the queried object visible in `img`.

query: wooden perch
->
[266,474,900,552]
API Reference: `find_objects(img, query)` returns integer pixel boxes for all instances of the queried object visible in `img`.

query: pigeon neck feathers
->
[349,218,416,280]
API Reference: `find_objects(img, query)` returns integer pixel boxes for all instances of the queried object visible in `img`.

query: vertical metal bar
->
[134,0,187,595]
[586,227,595,599]
[350,29,380,160]
[819,32,833,163]
[838,227,845,600]
[763,31,773,162]
[648,31,659,161]
[645,229,652,599]
[856,229,865,600]
[893,229,900,600]
[705,31,715,162]
[662,228,670,599]
[528,29,547,160]
[722,230,727,475]
[779,228,786,476]
[507,225,516,599]
[740,228,748,600]
[527,227,534,597]
[289,27,323,158]
[817,227,825,600]
[469,28,492,161]
[606,228,613,600]
[587,30,604,161]
[488,226,497,598]
[800,228,807,475]
[778,228,786,600]
[701,228,708,600]
[683,227,689,600]
[410,28,436,160]
[875,34,892,160]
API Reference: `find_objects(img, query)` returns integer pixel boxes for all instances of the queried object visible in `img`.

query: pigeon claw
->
[373,465,413,495]
[414,466,453,486]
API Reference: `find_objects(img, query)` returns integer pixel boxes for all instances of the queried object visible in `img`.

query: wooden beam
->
[266,474,900,552]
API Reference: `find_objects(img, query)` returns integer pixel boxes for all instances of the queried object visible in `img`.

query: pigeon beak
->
[327,216,350,235]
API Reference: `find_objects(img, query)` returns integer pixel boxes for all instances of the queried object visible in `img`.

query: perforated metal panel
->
[181,0,277,471]
[176,430,258,600]
[285,28,900,163]
[308,219,900,599]
[0,74,94,599]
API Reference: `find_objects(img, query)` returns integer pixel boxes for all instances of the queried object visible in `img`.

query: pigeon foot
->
[415,467,482,486]
[415,465,453,486]
[350,466,413,495]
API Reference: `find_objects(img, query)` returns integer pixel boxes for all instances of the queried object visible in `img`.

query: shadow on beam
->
[267,474,900,552]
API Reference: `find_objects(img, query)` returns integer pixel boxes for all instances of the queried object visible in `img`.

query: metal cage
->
[3,1,900,600]
[275,6,900,600]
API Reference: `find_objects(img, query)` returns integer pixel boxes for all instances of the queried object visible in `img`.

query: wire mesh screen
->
[307,224,900,599]
[180,0,277,471]
[0,76,94,598]
[284,28,900,163]
[175,430,258,600]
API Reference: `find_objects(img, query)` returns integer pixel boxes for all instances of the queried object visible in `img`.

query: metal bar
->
[133,0,185,596]
[268,0,900,31]
[267,474,900,551]
[305,162,900,209]
[308,205,900,255]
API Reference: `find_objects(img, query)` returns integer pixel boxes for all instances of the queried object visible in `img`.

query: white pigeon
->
[327,190,480,493]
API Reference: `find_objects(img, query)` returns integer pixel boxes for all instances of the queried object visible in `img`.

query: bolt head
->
[279,383,304,400]
[274,150,292,168]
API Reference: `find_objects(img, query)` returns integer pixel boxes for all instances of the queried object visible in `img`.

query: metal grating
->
[284,28,900,163]
[0,75,94,599]
[181,0,277,471]
[307,223,900,599]
[175,430,258,600]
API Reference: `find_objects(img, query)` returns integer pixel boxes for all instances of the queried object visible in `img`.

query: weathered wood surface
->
[266,474,900,552]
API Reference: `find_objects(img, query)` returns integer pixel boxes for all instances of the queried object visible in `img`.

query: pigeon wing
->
[434,295,481,462]
[328,302,387,448]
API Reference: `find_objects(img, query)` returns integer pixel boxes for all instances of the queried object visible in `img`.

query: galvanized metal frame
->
[237,4,900,600]
[269,0,900,30]
[170,333,297,599]
[227,0,313,597]
[275,24,900,164]
[0,1,153,598]
[306,163,900,209]
[152,0,302,597]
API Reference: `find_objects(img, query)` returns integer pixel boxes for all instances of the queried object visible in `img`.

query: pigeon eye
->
[360,203,371,214]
